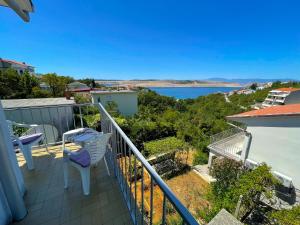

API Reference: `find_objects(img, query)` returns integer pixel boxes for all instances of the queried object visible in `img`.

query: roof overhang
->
[0,0,34,22]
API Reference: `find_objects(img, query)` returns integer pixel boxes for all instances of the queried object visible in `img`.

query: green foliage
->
[144,137,189,156]
[77,78,104,88]
[42,73,74,97]
[200,163,278,222]
[0,69,40,99]
[250,83,258,90]
[227,164,278,214]
[210,158,245,197]
[193,150,208,165]
[31,87,51,98]
[229,88,270,108]
[83,114,100,129]
[268,205,300,225]
[74,94,91,104]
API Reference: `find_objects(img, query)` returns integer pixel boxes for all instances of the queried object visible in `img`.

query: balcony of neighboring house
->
[0,101,199,225]
[207,127,247,166]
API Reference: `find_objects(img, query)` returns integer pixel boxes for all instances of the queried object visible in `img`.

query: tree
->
[144,136,189,156]
[20,71,39,96]
[250,83,258,90]
[225,164,279,221]
[210,158,244,197]
[0,69,39,99]
[42,73,74,97]
[200,163,278,223]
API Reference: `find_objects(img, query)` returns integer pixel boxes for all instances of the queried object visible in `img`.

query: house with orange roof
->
[262,87,300,108]
[0,58,35,75]
[208,104,300,207]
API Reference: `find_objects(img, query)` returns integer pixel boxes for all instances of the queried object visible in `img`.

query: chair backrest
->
[85,133,112,165]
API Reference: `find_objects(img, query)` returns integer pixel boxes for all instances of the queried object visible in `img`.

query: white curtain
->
[0,182,12,225]
[0,101,27,224]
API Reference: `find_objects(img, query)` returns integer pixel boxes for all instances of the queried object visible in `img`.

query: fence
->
[4,103,99,145]
[5,102,200,224]
[98,102,199,225]
[210,126,245,144]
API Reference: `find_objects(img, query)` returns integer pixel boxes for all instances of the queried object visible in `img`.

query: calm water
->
[149,87,239,99]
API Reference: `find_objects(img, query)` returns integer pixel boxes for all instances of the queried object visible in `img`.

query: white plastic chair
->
[63,133,112,195]
[6,120,44,170]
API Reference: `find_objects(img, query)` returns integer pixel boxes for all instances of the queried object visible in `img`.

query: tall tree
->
[42,73,74,97]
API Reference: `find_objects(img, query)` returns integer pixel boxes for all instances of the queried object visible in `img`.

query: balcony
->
[2,102,199,225]
[208,127,246,161]
[13,145,132,225]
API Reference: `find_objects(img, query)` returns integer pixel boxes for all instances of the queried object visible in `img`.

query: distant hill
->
[208,78,299,85]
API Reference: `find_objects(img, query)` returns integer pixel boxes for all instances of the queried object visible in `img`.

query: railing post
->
[79,106,83,128]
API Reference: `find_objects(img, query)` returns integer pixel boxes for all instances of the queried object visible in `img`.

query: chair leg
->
[63,160,69,189]
[79,167,90,195]
[104,156,110,176]
[22,145,34,170]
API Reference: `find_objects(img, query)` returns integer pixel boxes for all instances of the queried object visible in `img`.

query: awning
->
[0,0,34,22]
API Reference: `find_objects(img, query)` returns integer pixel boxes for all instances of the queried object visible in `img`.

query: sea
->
[149,87,240,99]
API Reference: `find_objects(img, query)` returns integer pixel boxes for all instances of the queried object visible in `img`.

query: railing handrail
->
[210,126,245,144]
[3,103,94,110]
[97,102,199,225]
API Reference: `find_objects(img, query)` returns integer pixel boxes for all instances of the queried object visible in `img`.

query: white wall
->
[285,91,300,105]
[244,116,300,189]
[91,92,138,116]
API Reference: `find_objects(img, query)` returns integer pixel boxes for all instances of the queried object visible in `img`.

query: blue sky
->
[0,0,300,80]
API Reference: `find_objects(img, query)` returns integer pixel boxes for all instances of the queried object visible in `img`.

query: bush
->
[210,158,244,197]
[193,150,208,165]
[144,137,189,156]
[268,205,300,225]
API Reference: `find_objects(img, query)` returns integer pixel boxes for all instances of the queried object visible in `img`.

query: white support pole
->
[208,152,215,168]
[241,133,252,163]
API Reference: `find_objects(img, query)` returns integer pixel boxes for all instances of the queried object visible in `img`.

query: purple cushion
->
[69,149,91,168]
[12,133,43,146]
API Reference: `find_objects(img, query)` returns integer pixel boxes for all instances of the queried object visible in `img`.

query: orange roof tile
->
[0,58,32,67]
[227,104,300,118]
[274,87,300,92]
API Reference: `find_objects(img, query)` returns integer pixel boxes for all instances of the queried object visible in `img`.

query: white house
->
[90,90,138,116]
[0,58,35,75]
[208,104,300,205]
[262,87,300,108]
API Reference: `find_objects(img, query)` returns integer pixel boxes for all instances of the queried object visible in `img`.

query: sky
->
[0,0,300,80]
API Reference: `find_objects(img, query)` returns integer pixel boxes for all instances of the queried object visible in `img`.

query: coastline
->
[96,80,243,88]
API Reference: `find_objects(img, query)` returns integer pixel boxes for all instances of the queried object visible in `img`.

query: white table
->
[62,128,101,150]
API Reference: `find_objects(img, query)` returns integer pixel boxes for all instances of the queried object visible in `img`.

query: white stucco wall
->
[242,116,300,189]
[285,91,300,105]
[91,91,138,116]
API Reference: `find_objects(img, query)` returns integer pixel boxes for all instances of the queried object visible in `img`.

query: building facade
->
[262,88,300,108]
[0,58,35,75]
[90,90,138,116]
[208,104,300,205]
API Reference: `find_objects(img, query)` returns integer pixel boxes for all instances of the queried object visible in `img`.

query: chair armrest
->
[11,121,32,128]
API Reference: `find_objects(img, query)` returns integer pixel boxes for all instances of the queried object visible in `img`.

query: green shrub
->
[268,205,300,225]
[144,137,189,156]
[193,150,208,165]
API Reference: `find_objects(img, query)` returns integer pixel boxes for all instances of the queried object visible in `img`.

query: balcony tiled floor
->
[12,144,132,225]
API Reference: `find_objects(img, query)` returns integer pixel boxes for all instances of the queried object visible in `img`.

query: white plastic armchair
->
[6,120,44,170]
[63,133,112,195]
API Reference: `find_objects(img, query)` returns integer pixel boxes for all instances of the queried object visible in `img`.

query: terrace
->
[208,127,246,162]
[0,102,199,225]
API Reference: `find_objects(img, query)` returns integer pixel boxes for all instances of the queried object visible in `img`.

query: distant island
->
[96,79,242,88]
